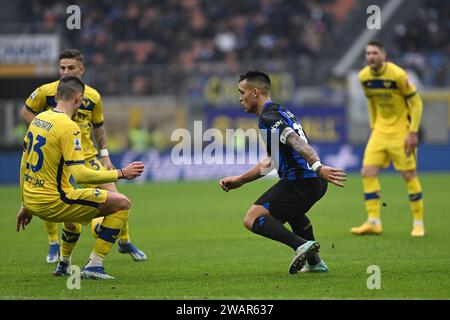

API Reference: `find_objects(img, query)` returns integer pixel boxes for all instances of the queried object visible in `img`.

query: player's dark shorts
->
[254,178,328,222]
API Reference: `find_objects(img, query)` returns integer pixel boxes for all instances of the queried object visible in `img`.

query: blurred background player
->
[220,71,346,274]
[350,41,425,237]
[21,49,147,263]
[17,76,145,279]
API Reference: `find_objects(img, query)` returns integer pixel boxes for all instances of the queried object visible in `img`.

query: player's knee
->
[402,170,416,182]
[63,222,81,233]
[123,197,131,210]
[243,212,255,231]
[361,166,377,177]
[117,194,131,211]
[64,222,76,231]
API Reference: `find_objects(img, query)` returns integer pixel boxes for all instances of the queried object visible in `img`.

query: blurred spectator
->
[148,125,167,151]
[395,0,450,86]
[128,124,150,153]
[21,1,450,89]
[19,0,336,68]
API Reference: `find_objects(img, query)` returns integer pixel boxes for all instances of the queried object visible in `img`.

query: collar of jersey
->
[262,99,273,110]
[370,62,387,77]
[51,109,64,113]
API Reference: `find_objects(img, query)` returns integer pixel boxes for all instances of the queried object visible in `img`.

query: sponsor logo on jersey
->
[271,120,283,129]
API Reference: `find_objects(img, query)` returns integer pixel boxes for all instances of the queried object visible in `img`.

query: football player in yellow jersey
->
[21,49,147,264]
[17,76,145,279]
[350,41,425,237]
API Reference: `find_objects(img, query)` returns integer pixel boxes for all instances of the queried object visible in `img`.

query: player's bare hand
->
[219,176,244,192]
[405,132,418,157]
[119,161,144,179]
[317,166,346,187]
[16,207,33,232]
[100,156,116,170]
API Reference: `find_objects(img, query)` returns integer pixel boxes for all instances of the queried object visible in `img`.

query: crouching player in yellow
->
[21,49,146,263]
[350,40,425,237]
[16,76,145,279]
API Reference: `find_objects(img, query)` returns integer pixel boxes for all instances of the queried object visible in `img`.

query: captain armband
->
[280,127,295,144]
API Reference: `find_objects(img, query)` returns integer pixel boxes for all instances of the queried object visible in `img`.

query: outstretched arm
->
[286,132,346,187]
[219,157,271,192]
[67,161,144,185]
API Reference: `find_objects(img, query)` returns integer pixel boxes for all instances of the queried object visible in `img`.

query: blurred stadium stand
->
[0,0,449,182]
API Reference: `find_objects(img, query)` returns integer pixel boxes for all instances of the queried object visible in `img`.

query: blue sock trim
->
[61,230,80,243]
[98,225,121,244]
[252,215,267,232]
[409,192,423,201]
[364,192,380,200]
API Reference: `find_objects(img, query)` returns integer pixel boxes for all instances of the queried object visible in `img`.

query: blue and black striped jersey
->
[258,100,317,180]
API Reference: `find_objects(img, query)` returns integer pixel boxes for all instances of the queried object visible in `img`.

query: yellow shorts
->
[363,130,417,171]
[30,188,108,225]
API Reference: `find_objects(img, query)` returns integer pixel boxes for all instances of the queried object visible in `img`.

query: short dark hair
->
[367,40,384,50]
[59,49,84,64]
[56,76,85,101]
[239,70,271,94]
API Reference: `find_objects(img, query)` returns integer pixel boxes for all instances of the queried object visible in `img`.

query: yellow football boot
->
[411,224,425,237]
[350,221,383,235]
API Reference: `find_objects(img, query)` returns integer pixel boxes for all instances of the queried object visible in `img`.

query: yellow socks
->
[44,221,59,244]
[363,176,381,222]
[119,221,130,244]
[407,176,424,222]
[91,214,130,244]
[60,223,82,262]
[92,210,128,258]
[91,216,103,238]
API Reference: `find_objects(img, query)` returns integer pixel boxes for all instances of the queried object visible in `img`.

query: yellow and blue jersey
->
[21,110,86,207]
[25,80,104,159]
[20,109,116,214]
[358,62,417,135]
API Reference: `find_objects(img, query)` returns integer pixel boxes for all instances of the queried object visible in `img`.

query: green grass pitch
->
[1,173,449,299]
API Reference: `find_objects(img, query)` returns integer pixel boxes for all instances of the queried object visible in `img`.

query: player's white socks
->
[60,255,71,263]
[368,218,381,225]
[119,239,130,245]
[85,252,104,268]
[49,240,59,245]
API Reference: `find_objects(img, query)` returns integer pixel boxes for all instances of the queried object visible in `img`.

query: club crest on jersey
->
[74,138,81,150]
